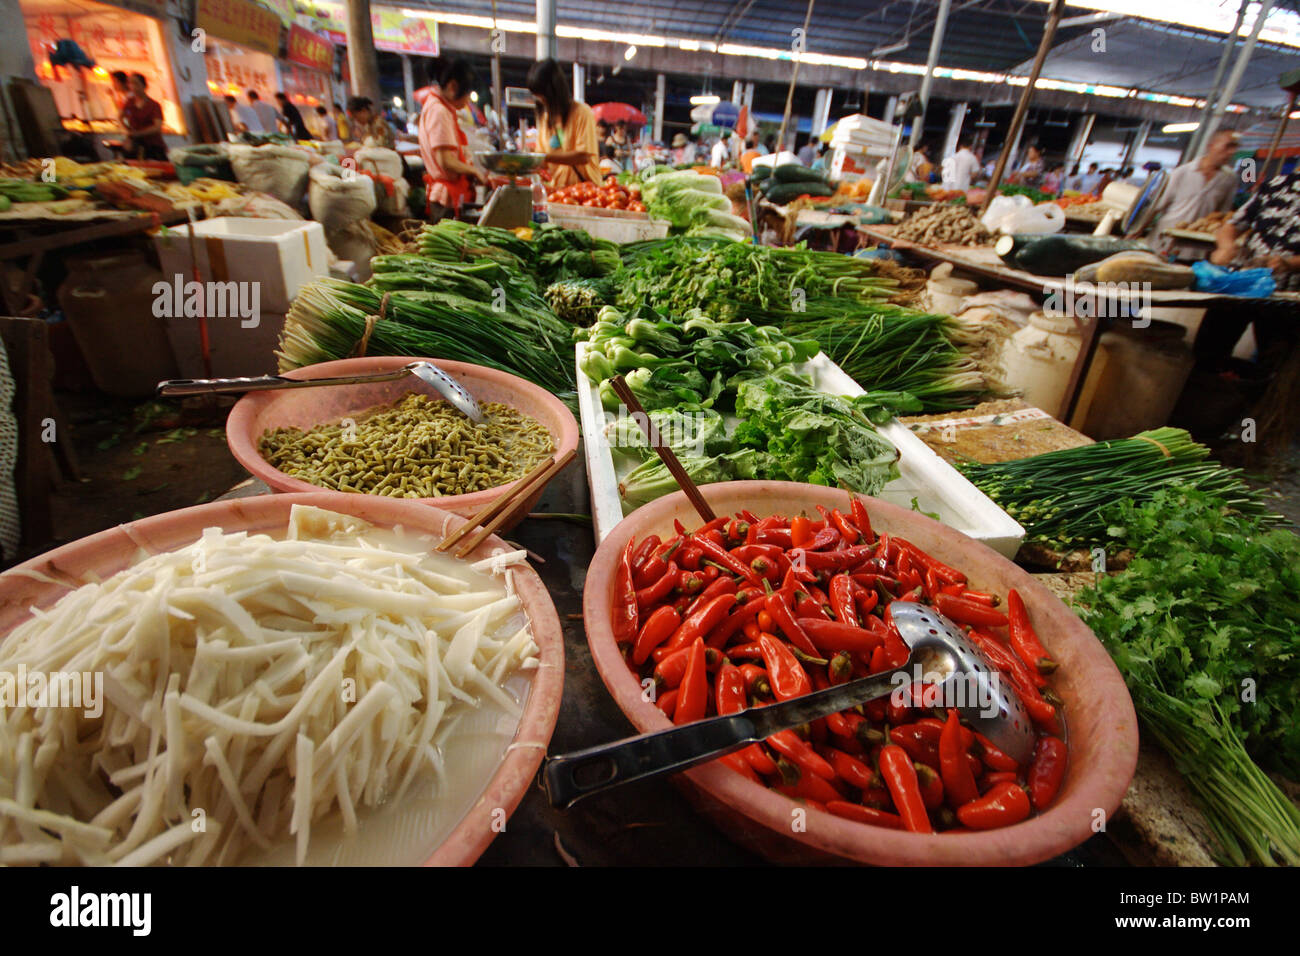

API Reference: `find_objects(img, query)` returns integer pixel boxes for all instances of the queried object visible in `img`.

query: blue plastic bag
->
[1192,261,1276,298]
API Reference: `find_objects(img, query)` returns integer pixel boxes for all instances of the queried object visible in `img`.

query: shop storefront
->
[195,0,281,123]
[280,22,334,135]
[21,0,184,137]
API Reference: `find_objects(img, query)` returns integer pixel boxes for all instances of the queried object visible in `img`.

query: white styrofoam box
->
[546,207,670,244]
[152,217,328,314]
[751,151,800,170]
[834,114,896,138]
[164,309,286,380]
[576,343,1025,557]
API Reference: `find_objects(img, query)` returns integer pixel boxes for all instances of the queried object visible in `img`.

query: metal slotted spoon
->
[156,360,484,422]
[542,601,1037,809]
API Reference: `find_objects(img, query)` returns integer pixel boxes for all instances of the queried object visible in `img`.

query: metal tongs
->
[156,360,484,422]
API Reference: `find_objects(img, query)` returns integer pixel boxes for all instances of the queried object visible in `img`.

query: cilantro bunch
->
[1077,488,1300,865]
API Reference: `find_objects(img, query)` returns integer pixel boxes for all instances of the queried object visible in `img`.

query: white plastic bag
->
[981,195,1064,235]
[227,144,311,207]
[308,164,377,233]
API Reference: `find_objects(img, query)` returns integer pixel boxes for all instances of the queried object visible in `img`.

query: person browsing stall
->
[527,59,600,190]
[120,73,167,161]
[418,56,488,222]
[346,96,395,149]
[275,93,313,140]
[1148,129,1240,242]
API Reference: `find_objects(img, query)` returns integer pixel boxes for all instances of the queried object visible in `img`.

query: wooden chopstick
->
[455,448,577,558]
[437,455,555,552]
[609,375,717,524]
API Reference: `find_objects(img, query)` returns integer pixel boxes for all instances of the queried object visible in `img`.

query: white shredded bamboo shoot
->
[0,505,537,866]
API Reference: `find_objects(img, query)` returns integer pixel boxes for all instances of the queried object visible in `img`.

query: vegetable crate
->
[576,343,1025,557]
[545,205,670,244]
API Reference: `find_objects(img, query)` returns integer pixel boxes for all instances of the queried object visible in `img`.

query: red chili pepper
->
[677,570,704,595]
[1007,589,1058,675]
[939,708,979,808]
[825,800,901,829]
[787,545,875,574]
[699,516,729,535]
[685,576,739,618]
[895,538,966,586]
[896,548,912,578]
[957,781,1031,830]
[705,598,764,649]
[737,663,771,698]
[726,641,764,661]
[848,496,875,543]
[635,560,679,611]
[806,527,840,551]
[796,618,884,655]
[793,590,832,621]
[719,751,763,785]
[825,747,878,790]
[882,627,910,669]
[691,534,762,587]
[655,688,678,719]
[632,549,671,589]
[878,744,933,833]
[790,515,813,548]
[738,509,760,524]
[755,526,793,548]
[981,770,1020,787]
[758,633,813,700]
[767,729,836,781]
[632,605,681,666]
[973,732,1021,772]
[890,721,941,770]
[726,519,749,544]
[960,590,1000,606]
[827,573,857,626]
[630,535,660,574]
[654,642,720,689]
[935,593,1009,629]
[664,593,738,653]
[613,541,639,644]
[868,644,890,675]
[828,652,853,685]
[775,775,843,805]
[699,564,721,582]
[673,639,708,724]
[914,762,944,810]
[764,590,820,658]
[829,509,862,544]
[967,629,1047,690]
[1027,735,1068,810]
[677,545,702,571]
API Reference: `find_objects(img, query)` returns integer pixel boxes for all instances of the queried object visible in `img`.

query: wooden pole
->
[979,0,1065,215]
[344,0,381,103]
[777,0,816,154]
[1255,91,1297,193]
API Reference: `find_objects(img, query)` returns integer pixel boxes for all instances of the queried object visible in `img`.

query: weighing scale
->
[476,151,547,228]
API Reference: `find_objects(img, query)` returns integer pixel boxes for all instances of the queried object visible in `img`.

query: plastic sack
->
[352,147,403,180]
[206,192,303,221]
[982,195,1064,235]
[227,144,310,208]
[1192,261,1276,298]
[308,164,377,232]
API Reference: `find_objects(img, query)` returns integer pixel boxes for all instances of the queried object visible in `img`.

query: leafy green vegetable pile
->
[1077,489,1300,866]
[417,219,620,290]
[615,237,990,410]
[577,305,901,507]
[639,169,749,240]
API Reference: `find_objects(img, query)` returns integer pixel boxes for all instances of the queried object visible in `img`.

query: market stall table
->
[858,222,1300,420]
[215,459,1126,866]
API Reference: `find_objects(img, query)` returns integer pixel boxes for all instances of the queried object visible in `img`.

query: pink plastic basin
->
[0,492,565,867]
[225,356,579,531]
[582,481,1139,866]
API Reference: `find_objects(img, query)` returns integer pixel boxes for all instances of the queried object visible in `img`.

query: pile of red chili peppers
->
[613,498,1069,834]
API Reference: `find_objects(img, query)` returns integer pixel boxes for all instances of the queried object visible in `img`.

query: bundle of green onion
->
[417,220,534,272]
[277,277,574,393]
[957,427,1283,550]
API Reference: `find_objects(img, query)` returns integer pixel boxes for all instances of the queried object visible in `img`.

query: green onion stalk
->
[958,427,1283,550]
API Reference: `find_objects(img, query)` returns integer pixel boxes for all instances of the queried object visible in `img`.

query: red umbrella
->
[591,102,646,126]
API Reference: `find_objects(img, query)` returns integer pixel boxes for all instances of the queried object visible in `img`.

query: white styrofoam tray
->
[576,342,1025,557]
